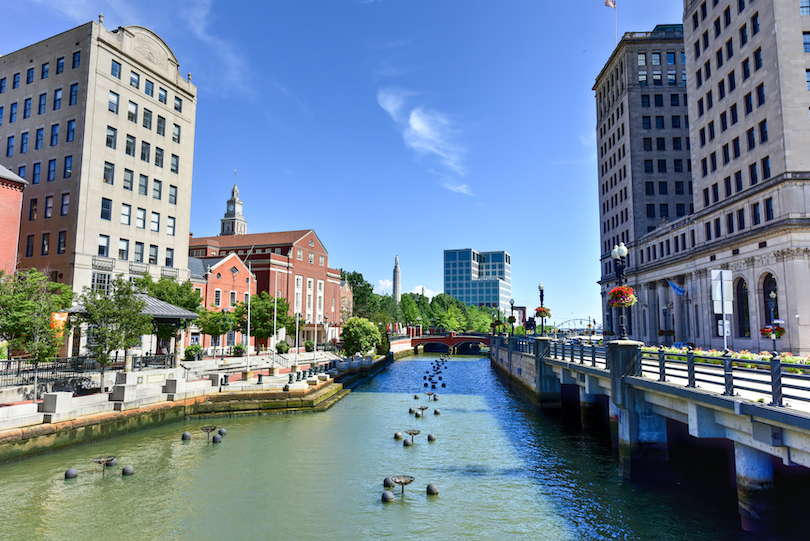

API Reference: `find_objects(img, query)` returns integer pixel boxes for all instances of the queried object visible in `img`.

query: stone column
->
[734,442,776,533]
[579,387,600,429]
[609,339,668,480]
[534,338,561,408]
[657,281,668,345]
[673,278,684,343]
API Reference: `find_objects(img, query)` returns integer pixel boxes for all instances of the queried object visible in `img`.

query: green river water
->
[0,355,763,540]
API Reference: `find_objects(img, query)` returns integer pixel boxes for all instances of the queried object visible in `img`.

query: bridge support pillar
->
[609,339,667,480]
[579,387,601,429]
[609,400,620,449]
[734,442,776,534]
[534,338,561,408]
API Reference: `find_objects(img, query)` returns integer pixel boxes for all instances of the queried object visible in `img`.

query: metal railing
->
[497,337,806,408]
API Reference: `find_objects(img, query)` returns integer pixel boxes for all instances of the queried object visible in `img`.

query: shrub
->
[276,341,290,354]
[233,343,247,357]
[304,340,314,352]
[184,344,202,361]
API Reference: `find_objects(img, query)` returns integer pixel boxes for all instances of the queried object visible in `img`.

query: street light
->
[324,315,330,352]
[611,242,629,340]
[538,283,545,337]
[294,312,300,366]
[220,308,230,361]
[509,298,515,335]
[769,290,778,353]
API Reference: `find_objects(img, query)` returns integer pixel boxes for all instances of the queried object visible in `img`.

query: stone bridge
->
[411,332,490,354]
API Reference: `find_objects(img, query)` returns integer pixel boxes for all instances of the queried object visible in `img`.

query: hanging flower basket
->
[760,325,785,339]
[535,306,552,319]
[608,285,637,308]
[657,329,666,337]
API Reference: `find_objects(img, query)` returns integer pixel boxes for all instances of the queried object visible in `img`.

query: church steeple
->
[221,169,247,236]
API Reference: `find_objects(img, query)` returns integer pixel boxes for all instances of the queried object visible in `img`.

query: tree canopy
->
[134,274,202,340]
[232,291,293,341]
[342,317,381,356]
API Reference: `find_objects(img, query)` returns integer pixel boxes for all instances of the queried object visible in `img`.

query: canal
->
[1,354,753,540]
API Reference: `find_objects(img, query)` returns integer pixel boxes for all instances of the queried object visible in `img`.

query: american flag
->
[605,0,616,8]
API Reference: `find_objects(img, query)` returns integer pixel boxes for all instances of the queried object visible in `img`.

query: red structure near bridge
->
[411,332,491,354]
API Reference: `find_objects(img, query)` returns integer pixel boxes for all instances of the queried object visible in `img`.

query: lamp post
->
[220,308,230,361]
[324,315,330,352]
[294,312,300,366]
[611,242,629,340]
[509,298,515,335]
[270,266,279,367]
[769,290,777,353]
[538,283,545,337]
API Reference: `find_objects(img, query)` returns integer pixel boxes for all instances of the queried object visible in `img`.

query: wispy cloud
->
[441,181,473,196]
[375,279,393,295]
[377,88,468,180]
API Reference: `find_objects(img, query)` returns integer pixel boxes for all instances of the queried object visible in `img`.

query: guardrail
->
[497,336,806,408]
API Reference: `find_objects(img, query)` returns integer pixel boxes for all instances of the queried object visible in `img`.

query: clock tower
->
[221,179,247,236]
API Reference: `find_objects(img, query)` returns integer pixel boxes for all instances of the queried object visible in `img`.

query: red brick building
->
[186,253,256,352]
[0,164,27,274]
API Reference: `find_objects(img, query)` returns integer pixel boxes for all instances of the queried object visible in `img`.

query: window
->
[34,128,43,150]
[123,169,133,191]
[12,73,19,89]
[41,63,49,80]
[751,12,759,34]
[98,235,110,257]
[119,239,129,260]
[654,94,663,107]
[0,78,4,93]
[639,70,647,86]
[718,79,726,99]
[646,182,654,195]
[668,70,676,85]
[121,203,131,225]
[735,170,743,191]
[158,87,167,104]
[698,98,704,116]
[72,51,81,69]
[169,185,177,205]
[658,159,667,173]
[804,0,810,16]
[37,93,46,115]
[165,248,174,268]
[172,124,181,143]
[141,141,150,162]
[157,116,165,136]
[716,49,724,69]
[44,196,53,219]
[671,94,679,107]
[136,208,146,228]
[644,160,654,173]
[32,163,40,184]
[47,160,56,181]
[134,242,144,263]
[677,204,686,216]
[723,144,730,164]
[130,71,139,89]
[704,188,711,207]
[755,83,765,107]
[20,132,28,153]
[17,166,25,179]
[754,48,762,70]
[170,154,179,174]
[642,116,651,129]
[638,52,647,65]
[106,126,117,149]
[214,289,222,307]
[151,212,160,232]
[673,136,682,150]
[762,156,771,179]
[56,57,64,74]
[752,202,761,224]
[26,68,33,84]
[23,98,31,119]
[745,92,753,114]
[660,204,669,217]
[742,58,750,80]
[731,103,738,124]
[123,135,135,157]
[149,245,158,265]
[659,181,668,194]
[109,91,119,113]
[714,17,721,37]
[103,162,114,184]
[759,120,768,143]
[644,138,652,151]
[57,231,66,254]
[674,159,684,172]
[128,101,137,123]
[145,80,154,97]
[697,69,703,87]
[50,124,59,146]
[60,193,69,216]
[167,216,175,236]
[747,127,756,150]
[101,198,112,220]
[41,233,49,256]
[749,162,758,185]
[66,120,75,142]
[740,24,748,46]
[139,175,148,195]
[705,222,713,241]
[174,97,183,112]
[297,249,303,260]
[5,136,13,157]
[63,156,72,178]
[10,102,16,123]
[153,179,162,200]
[647,204,655,217]
[656,116,664,128]
[657,137,666,150]
[25,236,33,257]
[728,70,736,92]
[155,148,164,168]
[700,127,706,147]
[111,60,121,79]
[738,208,746,229]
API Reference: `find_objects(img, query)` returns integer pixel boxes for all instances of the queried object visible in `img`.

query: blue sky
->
[6,0,684,325]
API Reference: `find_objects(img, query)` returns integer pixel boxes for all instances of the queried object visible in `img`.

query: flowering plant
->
[657,329,666,336]
[608,285,637,308]
[760,325,785,339]
[535,306,552,319]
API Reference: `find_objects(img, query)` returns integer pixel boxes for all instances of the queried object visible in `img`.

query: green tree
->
[399,294,420,325]
[75,276,152,391]
[196,307,236,351]
[0,269,73,397]
[233,291,293,344]
[341,317,381,356]
[340,270,378,319]
[134,274,202,341]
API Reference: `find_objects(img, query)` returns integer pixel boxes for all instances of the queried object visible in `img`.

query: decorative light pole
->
[220,308,230,361]
[294,312,300,365]
[611,242,629,340]
[769,290,777,352]
[509,298,515,335]
[538,283,545,336]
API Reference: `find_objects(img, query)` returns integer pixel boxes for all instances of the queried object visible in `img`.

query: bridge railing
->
[497,337,807,408]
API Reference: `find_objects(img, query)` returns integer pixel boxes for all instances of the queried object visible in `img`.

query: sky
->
[4,0,685,326]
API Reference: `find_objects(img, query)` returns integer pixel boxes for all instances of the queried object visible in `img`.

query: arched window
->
[763,274,779,326]
[736,279,750,337]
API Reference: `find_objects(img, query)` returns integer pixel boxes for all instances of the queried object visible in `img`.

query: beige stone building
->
[597,1,810,355]
[0,17,196,302]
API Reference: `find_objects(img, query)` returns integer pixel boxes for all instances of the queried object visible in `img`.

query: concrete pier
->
[734,442,776,534]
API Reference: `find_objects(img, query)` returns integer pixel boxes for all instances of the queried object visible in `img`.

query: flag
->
[605,0,616,8]
[667,280,686,296]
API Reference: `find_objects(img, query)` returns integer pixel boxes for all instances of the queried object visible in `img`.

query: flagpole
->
[615,1,618,46]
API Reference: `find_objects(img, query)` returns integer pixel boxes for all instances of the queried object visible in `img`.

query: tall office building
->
[594,25,692,336]
[596,1,810,354]
[0,17,196,294]
[443,248,511,311]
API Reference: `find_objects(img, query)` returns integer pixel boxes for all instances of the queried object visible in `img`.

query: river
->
[1,354,752,540]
